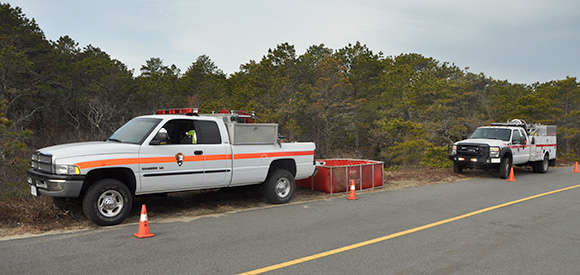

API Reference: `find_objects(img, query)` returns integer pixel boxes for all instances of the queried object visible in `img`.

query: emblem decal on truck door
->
[176,153,184,166]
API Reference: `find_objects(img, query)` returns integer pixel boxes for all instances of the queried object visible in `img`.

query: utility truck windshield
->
[469,128,511,141]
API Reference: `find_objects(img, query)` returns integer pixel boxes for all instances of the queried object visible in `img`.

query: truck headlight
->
[451,145,457,155]
[490,147,500,158]
[54,164,81,175]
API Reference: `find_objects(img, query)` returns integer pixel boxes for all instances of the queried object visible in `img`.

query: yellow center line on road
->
[238,183,580,275]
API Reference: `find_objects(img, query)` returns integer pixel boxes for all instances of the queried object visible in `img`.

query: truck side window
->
[512,130,521,144]
[520,129,527,144]
[195,120,222,144]
[158,119,196,145]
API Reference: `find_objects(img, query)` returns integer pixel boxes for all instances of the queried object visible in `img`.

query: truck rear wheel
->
[499,157,511,179]
[264,169,295,204]
[82,179,132,226]
[538,154,549,173]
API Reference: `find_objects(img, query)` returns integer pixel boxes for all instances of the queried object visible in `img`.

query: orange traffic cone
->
[346,180,359,200]
[573,162,579,173]
[134,204,155,238]
[507,167,516,182]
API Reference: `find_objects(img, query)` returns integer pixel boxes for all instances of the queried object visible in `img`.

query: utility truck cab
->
[28,108,316,225]
[449,119,556,179]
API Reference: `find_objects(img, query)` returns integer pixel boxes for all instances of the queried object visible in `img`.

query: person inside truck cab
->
[157,128,170,144]
[181,129,197,144]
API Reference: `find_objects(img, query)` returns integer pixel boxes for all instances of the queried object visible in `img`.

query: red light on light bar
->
[155,108,198,115]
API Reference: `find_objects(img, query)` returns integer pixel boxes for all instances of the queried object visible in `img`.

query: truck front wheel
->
[82,179,132,226]
[499,157,512,179]
[264,169,295,204]
[453,162,463,173]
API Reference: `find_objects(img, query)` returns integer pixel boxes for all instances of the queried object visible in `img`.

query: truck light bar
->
[155,108,199,115]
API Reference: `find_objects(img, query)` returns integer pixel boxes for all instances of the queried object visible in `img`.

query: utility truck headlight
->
[451,145,457,155]
[490,147,500,158]
[54,164,81,175]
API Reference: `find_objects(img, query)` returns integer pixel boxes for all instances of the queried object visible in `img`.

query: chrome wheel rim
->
[275,178,291,198]
[98,190,124,218]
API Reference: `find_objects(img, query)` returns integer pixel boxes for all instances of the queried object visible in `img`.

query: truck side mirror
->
[461,134,467,140]
[531,137,535,145]
[150,131,169,145]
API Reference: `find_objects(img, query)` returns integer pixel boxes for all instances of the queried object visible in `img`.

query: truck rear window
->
[196,120,222,144]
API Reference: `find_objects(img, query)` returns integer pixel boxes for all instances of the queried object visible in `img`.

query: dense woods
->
[1,3,579,198]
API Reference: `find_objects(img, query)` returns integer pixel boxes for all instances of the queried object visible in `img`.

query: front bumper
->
[450,155,501,169]
[27,169,85,197]
[448,143,502,169]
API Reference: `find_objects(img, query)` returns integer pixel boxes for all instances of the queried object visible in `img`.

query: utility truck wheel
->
[499,157,511,179]
[83,179,132,226]
[538,154,549,173]
[532,162,539,173]
[264,169,295,204]
[453,162,463,173]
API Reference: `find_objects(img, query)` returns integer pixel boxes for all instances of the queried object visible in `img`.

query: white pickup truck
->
[449,119,557,179]
[27,108,316,225]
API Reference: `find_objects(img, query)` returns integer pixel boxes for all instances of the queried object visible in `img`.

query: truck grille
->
[31,151,53,173]
[457,144,489,157]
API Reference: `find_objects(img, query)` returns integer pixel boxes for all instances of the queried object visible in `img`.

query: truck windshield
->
[469,128,511,141]
[106,117,162,144]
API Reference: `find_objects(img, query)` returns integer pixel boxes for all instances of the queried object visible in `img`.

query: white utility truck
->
[449,119,557,179]
[27,108,316,225]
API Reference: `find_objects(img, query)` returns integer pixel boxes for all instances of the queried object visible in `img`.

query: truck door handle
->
[194,150,203,155]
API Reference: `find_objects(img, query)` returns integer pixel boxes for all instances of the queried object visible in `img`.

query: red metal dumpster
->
[296,159,384,194]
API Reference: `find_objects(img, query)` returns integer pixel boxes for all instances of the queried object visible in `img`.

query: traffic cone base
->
[507,167,516,182]
[346,180,359,200]
[573,162,579,173]
[134,204,155,238]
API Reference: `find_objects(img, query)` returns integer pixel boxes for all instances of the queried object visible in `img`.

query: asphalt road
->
[2,167,580,274]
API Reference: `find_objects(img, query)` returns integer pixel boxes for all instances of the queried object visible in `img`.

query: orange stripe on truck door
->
[205,154,232,161]
[76,154,234,169]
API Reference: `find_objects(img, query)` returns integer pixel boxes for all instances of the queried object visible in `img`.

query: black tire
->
[538,154,549,173]
[499,156,511,179]
[531,162,538,173]
[82,179,132,226]
[264,169,295,204]
[453,162,463,173]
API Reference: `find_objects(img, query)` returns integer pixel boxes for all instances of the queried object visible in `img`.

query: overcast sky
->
[9,0,580,84]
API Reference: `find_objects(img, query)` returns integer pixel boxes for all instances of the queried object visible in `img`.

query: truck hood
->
[38,141,140,160]
[455,139,508,147]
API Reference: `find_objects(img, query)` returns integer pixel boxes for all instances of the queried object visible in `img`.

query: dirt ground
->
[0,163,573,240]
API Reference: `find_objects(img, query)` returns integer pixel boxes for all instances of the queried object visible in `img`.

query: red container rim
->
[316,158,384,168]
